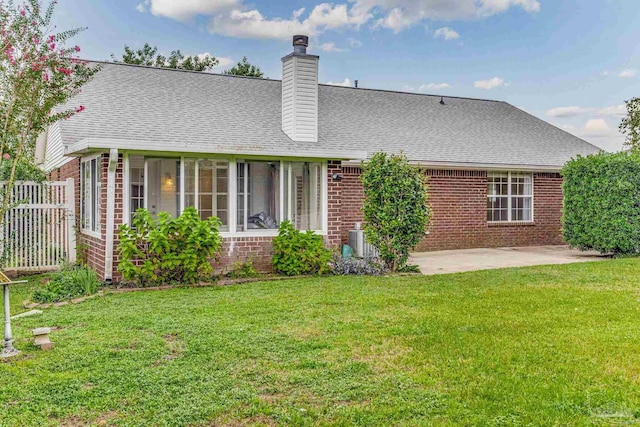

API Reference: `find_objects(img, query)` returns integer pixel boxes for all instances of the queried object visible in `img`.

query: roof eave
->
[65,138,367,161]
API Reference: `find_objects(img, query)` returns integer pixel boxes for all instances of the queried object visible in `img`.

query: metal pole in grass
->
[1,270,26,358]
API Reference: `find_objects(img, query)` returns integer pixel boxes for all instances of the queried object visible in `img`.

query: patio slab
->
[409,245,606,275]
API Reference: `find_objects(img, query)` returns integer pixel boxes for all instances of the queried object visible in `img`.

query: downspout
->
[104,148,118,283]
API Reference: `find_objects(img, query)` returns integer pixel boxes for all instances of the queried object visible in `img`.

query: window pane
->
[147,158,180,217]
[512,197,532,221]
[240,161,280,230]
[487,196,508,221]
[184,159,196,209]
[488,172,508,196]
[284,162,322,230]
[129,155,145,224]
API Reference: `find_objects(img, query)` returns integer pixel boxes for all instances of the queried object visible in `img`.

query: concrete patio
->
[409,245,606,275]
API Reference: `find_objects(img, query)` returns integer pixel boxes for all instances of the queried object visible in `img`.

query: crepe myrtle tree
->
[0,0,98,224]
[360,152,431,271]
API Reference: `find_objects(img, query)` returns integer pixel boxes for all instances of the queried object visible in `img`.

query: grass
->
[2,259,640,426]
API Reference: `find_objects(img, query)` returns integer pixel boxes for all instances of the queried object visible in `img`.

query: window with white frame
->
[487,172,533,222]
[126,156,325,233]
[237,161,280,231]
[80,156,101,233]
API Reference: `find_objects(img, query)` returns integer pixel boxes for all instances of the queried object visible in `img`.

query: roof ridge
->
[90,60,503,102]
[318,83,503,103]
[87,59,276,81]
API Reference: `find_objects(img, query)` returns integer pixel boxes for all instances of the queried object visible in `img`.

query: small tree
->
[360,152,431,271]
[111,43,219,72]
[0,0,98,242]
[620,97,640,151]
[224,56,264,78]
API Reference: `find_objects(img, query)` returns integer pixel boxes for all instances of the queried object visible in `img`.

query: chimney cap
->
[293,35,309,47]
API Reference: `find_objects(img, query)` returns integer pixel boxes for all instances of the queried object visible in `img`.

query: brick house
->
[38,35,601,281]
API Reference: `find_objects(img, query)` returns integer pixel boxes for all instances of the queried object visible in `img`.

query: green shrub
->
[118,207,223,285]
[32,265,101,303]
[272,221,332,276]
[361,152,432,271]
[225,260,259,279]
[562,151,640,254]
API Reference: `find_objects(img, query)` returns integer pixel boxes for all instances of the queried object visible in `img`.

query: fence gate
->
[1,179,76,271]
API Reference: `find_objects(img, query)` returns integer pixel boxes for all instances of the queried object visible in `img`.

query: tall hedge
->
[562,151,640,254]
[361,152,431,271]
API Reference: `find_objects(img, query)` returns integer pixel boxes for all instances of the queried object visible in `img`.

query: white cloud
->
[597,104,627,117]
[136,2,146,13]
[433,27,459,40]
[546,106,590,118]
[348,38,362,48]
[474,77,504,90]
[209,56,235,72]
[141,0,540,40]
[319,42,346,52]
[582,118,610,136]
[207,4,368,40]
[146,0,240,22]
[374,7,414,32]
[618,69,636,78]
[326,78,352,87]
[419,83,452,91]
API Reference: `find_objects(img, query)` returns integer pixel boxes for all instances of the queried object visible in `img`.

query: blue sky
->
[52,0,640,152]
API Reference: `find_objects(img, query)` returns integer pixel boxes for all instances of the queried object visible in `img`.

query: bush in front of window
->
[117,207,223,285]
[361,152,432,272]
[272,221,332,276]
[562,151,640,255]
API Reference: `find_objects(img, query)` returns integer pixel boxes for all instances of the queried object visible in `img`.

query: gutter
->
[64,137,367,162]
[103,148,118,283]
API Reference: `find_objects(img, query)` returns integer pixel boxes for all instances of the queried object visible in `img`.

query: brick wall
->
[48,157,564,279]
[340,166,564,251]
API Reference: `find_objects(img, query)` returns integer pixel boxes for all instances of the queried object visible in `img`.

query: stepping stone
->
[11,310,42,319]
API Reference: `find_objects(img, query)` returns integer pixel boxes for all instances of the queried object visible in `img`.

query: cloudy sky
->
[52,0,640,152]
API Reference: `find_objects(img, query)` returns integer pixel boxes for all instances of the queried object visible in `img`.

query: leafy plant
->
[32,264,101,303]
[330,254,386,276]
[620,97,640,150]
[272,221,332,276]
[562,151,640,254]
[225,260,260,279]
[117,207,223,285]
[361,152,432,271]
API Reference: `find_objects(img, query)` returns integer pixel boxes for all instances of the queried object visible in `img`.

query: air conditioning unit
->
[348,229,379,258]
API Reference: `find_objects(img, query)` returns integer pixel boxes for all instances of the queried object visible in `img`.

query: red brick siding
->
[338,166,564,251]
[48,157,564,278]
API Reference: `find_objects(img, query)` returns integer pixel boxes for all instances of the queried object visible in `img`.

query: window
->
[237,161,280,231]
[184,159,229,231]
[129,156,144,224]
[80,156,101,233]
[147,158,181,218]
[487,172,533,222]
[283,162,322,230]
[125,156,325,233]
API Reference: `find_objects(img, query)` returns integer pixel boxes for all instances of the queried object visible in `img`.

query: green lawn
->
[2,259,640,426]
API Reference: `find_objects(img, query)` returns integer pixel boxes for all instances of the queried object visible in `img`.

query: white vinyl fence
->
[1,179,76,271]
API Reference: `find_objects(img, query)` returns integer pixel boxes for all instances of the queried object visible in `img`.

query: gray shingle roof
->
[59,62,601,168]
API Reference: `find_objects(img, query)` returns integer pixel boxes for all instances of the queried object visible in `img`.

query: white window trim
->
[80,154,102,239]
[124,155,328,237]
[487,171,534,223]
